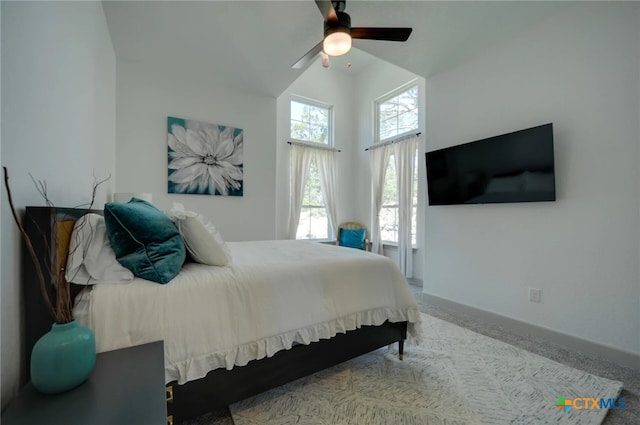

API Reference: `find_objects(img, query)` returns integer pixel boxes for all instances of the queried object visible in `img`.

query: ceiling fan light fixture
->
[291,1,412,70]
[323,30,352,56]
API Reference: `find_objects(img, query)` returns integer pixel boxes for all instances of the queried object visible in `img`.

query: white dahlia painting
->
[167,116,243,196]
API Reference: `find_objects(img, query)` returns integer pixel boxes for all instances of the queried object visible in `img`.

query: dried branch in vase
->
[3,167,110,323]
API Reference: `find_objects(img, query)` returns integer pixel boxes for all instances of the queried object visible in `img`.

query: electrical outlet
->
[528,288,542,303]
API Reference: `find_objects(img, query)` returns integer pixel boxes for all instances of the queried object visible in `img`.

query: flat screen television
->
[425,123,556,205]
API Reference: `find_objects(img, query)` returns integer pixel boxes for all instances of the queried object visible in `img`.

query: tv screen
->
[425,123,556,205]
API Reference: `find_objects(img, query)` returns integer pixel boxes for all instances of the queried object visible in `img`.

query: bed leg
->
[398,340,404,361]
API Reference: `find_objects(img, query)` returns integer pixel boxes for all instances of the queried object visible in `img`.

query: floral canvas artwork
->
[167,116,243,196]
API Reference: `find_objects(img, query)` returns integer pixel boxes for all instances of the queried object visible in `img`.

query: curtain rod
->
[287,141,341,152]
[365,132,422,151]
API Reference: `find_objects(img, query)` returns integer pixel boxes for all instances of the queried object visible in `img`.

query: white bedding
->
[74,240,421,385]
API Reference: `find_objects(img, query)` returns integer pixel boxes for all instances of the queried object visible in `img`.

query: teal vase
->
[30,320,96,394]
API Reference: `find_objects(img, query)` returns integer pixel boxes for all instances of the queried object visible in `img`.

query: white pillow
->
[65,213,134,285]
[168,203,231,267]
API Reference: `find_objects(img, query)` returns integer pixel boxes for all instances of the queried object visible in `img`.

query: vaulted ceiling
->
[102,0,569,97]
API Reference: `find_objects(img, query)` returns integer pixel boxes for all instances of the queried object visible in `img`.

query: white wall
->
[275,61,357,239]
[353,60,425,280]
[637,6,640,340]
[0,1,116,408]
[424,2,640,355]
[116,61,277,242]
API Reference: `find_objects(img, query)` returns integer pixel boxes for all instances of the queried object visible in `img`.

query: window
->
[290,97,332,240]
[376,84,419,143]
[375,83,420,245]
[379,154,418,245]
[296,159,329,239]
[290,98,331,145]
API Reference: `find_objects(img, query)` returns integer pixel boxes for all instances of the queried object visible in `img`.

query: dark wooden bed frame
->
[22,206,408,424]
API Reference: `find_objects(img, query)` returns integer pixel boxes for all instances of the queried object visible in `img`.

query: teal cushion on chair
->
[104,198,186,284]
[340,228,366,250]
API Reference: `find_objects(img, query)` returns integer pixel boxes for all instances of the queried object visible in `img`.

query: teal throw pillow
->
[340,228,366,250]
[104,198,186,284]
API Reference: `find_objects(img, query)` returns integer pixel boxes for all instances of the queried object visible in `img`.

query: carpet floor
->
[182,283,639,425]
[230,312,621,424]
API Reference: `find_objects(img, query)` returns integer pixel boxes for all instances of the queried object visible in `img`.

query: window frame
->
[374,81,421,247]
[290,96,334,147]
[290,96,334,241]
[374,80,419,145]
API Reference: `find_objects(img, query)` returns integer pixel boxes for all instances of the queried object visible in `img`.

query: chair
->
[336,222,371,251]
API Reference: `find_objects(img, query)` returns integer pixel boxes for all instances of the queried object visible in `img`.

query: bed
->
[22,206,421,423]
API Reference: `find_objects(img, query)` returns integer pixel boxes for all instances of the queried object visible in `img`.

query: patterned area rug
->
[230,313,623,425]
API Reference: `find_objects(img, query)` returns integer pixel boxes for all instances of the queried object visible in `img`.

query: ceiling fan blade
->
[350,27,413,42]
[292,41,324,69]
[314,0,338,23]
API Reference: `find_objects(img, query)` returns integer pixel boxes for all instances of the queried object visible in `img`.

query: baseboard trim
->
[423,292,640,372]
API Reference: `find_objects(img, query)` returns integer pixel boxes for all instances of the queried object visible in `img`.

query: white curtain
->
[315,149,339,238]
[368,144,390,254]
[287,144,313,239]
[393,135,419,277]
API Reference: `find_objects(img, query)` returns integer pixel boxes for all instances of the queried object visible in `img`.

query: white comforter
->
[74,240,421,384]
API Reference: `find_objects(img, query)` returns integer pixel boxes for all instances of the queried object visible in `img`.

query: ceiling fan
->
[292,0,413,70]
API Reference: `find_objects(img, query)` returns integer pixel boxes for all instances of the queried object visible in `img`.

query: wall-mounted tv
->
[425,123,556,205]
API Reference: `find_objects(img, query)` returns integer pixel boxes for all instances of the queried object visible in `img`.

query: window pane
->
[309,207,329,239]
[399,87,418,112]
[309,124,328,144]
[411,205,417,246]
[296,208,312,239]
[291,120,309,141]
[397,111,418,135]
[379,110,397,122]
[297,207,329,240]
[309,105,328,125]
[306,186,324,206]
[297,160,330,240]
[412,152,418,246]
[380,98,398,113]
[380,206,398,243]
[302,160,322,206]
[379,101,397,118]
[381,154,398,243]
[290,101,306,122]
[412,154,419,205]
[382,157,397,205]
[379,119,396,141]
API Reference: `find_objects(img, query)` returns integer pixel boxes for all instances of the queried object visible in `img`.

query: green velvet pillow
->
[104,198,186,284]
[340,228,366,250]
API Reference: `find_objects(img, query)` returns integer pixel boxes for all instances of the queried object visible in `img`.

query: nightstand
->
[2,341,167,425]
